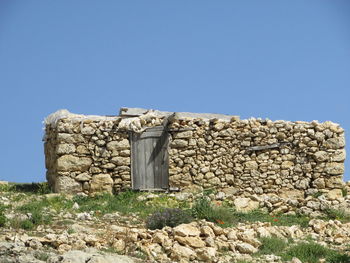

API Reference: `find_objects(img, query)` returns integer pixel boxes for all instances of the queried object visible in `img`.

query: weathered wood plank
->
[130,126,169,191]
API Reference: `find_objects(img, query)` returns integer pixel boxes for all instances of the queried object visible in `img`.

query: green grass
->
[12,194,72,229]
[191,197,310,227]
[254,238,350,263]
[191,196,234,226]
[72,191,163,218]
[255,237,288,256]
[0,182,51,194]
[282,242,350,263]
[323,208,350,223]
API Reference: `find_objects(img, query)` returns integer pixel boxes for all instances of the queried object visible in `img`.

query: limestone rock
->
[75,173,91,182]
[173,131,193,139]
[170,243,196,260]
[196,247,217,261]
[90,174,113,193]
[57,155,92,172]
[244,161,258,170]
[56,144,76,155]
[314,151,328,162]
[325,162,344,175]
[325,176,344,188]
[324,137,345,149]
[175,236,206,248]
[111,157,130,166]
[106,139,129,152]
[312,178,325,189]
[47,250,135,263]
[54,176,82,193]
[327,189,343,200]
[81,126,96,135]
[235,242,258,254]
[171,139,188,148]
[234,198,259,212]
[174,224,200,237]
[332,149,346,162]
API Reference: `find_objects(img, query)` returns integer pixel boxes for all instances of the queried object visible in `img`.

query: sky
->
[0,1,349,183]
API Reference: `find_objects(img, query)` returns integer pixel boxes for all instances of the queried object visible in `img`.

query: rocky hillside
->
[0,183,350,263]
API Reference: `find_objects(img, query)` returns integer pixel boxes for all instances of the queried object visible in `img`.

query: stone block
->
[57,155,92,172]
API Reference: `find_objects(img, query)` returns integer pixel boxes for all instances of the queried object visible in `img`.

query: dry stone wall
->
[44,110,346,198]
[167,117,346,198]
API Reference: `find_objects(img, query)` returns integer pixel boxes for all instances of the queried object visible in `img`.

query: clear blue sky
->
[0,1,349,183]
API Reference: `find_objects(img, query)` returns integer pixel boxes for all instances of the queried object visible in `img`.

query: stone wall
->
[44,109,346,197]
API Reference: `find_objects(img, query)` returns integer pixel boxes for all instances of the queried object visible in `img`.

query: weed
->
[146,208,193,230]
[341,188,348,197]
[312,191,323,198]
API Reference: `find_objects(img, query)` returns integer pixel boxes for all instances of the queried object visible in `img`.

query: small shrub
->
[146,208,193,230]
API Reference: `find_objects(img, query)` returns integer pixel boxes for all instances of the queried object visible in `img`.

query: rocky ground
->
[0,184,350,263]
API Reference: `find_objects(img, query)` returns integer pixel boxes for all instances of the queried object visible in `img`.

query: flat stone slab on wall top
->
[45,109,120,127]
[119,107,239,121]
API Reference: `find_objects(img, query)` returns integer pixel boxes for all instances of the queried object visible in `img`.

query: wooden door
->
[130,126,169,190]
